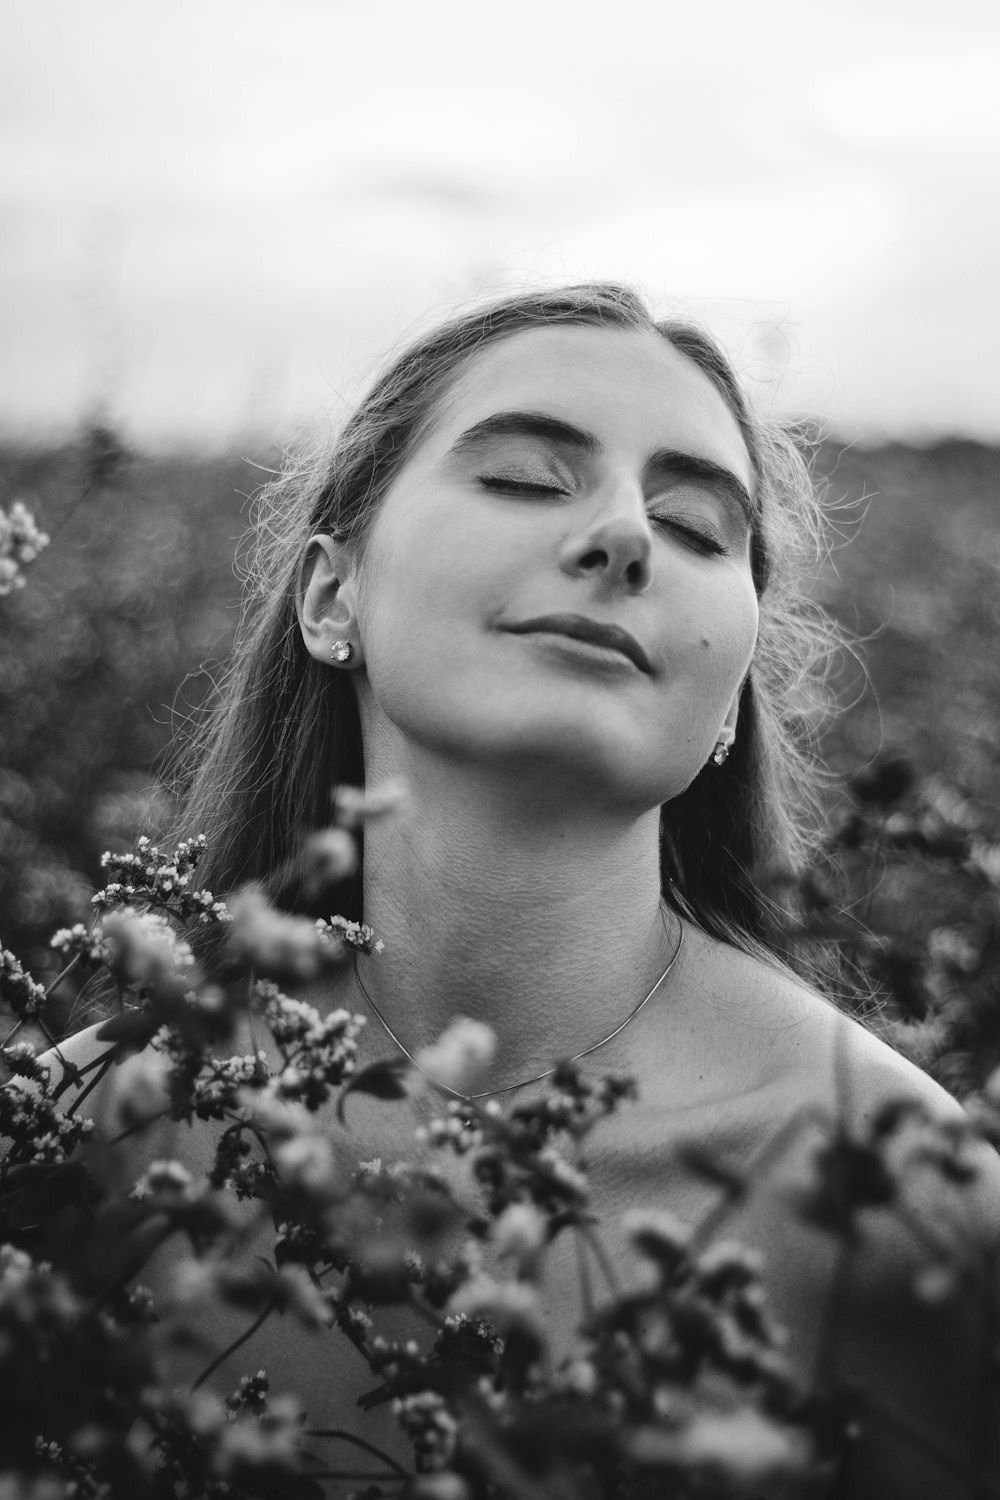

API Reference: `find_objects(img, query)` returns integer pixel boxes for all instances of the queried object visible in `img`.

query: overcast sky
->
[2,0,998,447]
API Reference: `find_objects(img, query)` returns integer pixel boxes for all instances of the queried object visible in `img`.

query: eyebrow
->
[448,409,755,526]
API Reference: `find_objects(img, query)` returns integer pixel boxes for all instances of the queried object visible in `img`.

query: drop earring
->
[331,640,353,664]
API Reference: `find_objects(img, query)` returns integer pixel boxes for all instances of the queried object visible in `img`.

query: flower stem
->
[577,1220,621,1298]
[191,1298,278,1390]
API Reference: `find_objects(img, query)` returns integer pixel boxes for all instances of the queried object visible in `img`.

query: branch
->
[573,1219,596,1322]
[687,1102,831,1253]
[576,1219,621,1299]
[64,1047,120,1118]
[191,1298,278,1390]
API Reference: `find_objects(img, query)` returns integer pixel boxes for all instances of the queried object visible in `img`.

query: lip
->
[503,614,652,674]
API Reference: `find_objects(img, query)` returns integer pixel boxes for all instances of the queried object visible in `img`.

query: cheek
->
[685,574,758,690]
[358,502,493,671]
[714,586,759,675]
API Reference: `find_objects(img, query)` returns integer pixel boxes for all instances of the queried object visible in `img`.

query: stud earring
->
[710,730,735,767]
[331,640,353,664]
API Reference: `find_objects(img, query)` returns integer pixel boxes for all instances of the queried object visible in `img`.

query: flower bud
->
[491,1203,547,1274]
[415,1017,496,1096]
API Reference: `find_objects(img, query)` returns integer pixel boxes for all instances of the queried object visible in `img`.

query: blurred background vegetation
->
[1,430,998,1051]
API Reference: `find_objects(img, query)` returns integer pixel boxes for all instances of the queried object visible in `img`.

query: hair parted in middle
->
[172,282,839,976]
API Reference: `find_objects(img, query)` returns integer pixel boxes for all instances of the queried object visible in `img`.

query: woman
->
[45,284,1000,1496]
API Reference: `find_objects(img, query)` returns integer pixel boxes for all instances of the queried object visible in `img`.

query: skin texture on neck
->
[352,739,675,1086]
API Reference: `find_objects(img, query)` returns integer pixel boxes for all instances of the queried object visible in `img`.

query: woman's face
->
[353,324,759,813]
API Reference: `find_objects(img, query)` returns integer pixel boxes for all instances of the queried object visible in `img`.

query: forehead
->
[425,324,753,488]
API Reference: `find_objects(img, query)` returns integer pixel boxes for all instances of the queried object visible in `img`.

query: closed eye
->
[478,474,567,496]
[649,515,728,556]
[479,475,728,554]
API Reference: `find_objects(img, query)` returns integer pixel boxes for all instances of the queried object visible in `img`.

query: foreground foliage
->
[3,459,1000,1496]
[1,763,1000,1499]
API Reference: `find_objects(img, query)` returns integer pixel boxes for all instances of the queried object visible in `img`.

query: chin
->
[449,719,688,813]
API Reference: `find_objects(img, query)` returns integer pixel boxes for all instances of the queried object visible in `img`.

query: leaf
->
[335,1058,412,1125]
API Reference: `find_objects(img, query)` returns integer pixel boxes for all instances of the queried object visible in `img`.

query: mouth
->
[503,614,652,674]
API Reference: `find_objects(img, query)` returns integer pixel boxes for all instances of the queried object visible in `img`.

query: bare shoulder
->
[34,1022,174,1152]
[659,926,1000,1497]
[672,922,972,1123]
[37,1020,121,1088]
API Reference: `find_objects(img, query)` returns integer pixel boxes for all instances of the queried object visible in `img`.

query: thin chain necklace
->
[351,911,684,1103]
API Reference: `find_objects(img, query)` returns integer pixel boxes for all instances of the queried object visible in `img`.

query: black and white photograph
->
[2,2,999,1496]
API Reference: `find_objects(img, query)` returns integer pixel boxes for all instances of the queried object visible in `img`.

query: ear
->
[296,535,363,667]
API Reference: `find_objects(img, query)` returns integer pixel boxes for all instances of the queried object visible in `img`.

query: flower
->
[255,982,365,1106]
[333,778,409,828]
[491,1203,547,1273]
[130,1159,196,1201]
[298,826,358,886]
[414,1017,497,1096]
[50,922,106,966]
[226,1370,269,1420]
[0,499,50,594]
[392,1390,458,1472]
[228,885,344,981]
[623,1207,693,1267]
[91,835,230,926]
[273,1131,348,1203]
[0,947,46,1019]
[316,913,384,955]
[625,1406,813,1487]
[448,1273,545,1343]
[101,908,195,992]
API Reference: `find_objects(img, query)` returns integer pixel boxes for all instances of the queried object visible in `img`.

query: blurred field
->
[1,431,999,990]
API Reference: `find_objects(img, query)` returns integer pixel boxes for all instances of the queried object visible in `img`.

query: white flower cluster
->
[490,1202,547,1273]
[413,1016,496,1096]
[272,1131,344,1200]
[315,913,384,954]
[51,910,195,993]
[368,1332,423,1381]
[256,982,366,1103]
[624,1406,811,1489]
[0,1040,46,1080]
[93,835,229,924]
[130,1158,196,1201]
[535,1145,588,1201]
[392,1389,459,1472]
[225,1370,269,1420]
[190,1053,264,1115]
[0,499,50,595]
[102,834,206,884]
[0,1081,93,1163]
[50,922,107,966]
[416,1098,484,1155]
[968,841,1000,887]
[336,1301,374,1342]
[333,778,409,829]
[449,1272,545,1342]
[229,888,353,980]
[0,945,47,1018]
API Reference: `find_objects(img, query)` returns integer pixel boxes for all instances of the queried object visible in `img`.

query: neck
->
[350,752,678,1089]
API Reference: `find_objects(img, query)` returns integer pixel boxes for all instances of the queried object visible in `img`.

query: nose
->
[557,478,653,594]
